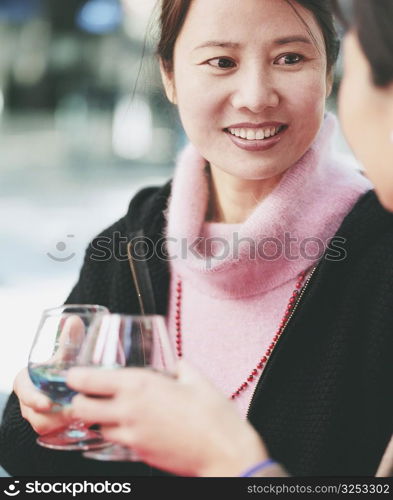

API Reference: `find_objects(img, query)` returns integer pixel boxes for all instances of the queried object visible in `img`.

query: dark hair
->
[157,0,191,73]
[157,0,339,74]
[332,0,393,87]
[284,0,339,73]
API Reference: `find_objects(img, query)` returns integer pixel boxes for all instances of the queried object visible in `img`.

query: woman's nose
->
[230,68,280,113]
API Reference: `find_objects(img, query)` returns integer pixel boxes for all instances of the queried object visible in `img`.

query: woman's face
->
[161,0,331,181]
[339,31,393,211]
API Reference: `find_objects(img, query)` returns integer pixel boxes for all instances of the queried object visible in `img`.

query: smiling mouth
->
[224,124,287,141]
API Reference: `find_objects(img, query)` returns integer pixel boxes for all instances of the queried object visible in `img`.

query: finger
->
[100,425,135,448]
[176,361,224,401]
[71,394,119,424]
[177,359,207,385]
[22,406,73,435]
[51,316,85,363]
[62,315,85,343]
[14,369,52,411]
[63,403,97,428]
[20,387,53,412]
[122,367,177,386]
[67,368,120,395]
[68,366,167,394]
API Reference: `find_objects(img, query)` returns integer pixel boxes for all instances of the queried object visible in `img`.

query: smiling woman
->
[159,0,333,218]
[0,0,392,478]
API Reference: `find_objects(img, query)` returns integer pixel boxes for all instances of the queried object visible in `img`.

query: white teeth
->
[227,126,284,141]
[255,130,264,140]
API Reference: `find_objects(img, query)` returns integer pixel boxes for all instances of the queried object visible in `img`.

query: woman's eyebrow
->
[192,41,240,51]
[273,36,312,45]
[192,35,312,52]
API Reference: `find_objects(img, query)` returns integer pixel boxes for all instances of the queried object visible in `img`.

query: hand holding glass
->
[77,314,177,461]
[28,304,109,450]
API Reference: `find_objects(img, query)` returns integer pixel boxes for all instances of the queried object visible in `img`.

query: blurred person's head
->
[155,0,339,186]
[334,0,393,210]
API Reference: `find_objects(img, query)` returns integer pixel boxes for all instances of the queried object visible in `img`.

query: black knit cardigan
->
[0,183,392,477]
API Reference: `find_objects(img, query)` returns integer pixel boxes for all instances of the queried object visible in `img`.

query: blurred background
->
[0,0,353,401]
[0,0,182,404]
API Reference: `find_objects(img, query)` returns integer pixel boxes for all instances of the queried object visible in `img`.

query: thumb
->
[177,360,210,386]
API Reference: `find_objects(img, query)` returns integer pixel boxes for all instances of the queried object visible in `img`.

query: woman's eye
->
[275,53,304,65]
[206,57,236,69]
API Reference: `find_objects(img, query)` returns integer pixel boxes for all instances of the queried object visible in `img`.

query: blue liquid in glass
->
[29,364,77,405]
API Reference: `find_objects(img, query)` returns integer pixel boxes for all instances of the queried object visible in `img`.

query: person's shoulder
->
[338,189,393,238]
[347,189,393,215]
[124,180,172,232]
[326,189,393,277]
[65,181,172,307]
[89,180,172,241]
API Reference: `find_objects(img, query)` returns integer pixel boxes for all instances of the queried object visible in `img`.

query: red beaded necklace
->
[175,269,309,400]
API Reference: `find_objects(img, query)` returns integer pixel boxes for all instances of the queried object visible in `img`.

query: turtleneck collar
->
[165,113,372,298]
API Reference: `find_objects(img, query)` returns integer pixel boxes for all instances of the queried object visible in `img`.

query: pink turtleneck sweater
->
[165,114,371,417]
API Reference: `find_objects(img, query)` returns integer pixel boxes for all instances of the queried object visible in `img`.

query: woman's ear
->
[326,71,334,98]
[159,59,177,105]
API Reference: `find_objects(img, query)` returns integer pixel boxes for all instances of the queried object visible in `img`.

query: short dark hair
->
[332,0,393,87]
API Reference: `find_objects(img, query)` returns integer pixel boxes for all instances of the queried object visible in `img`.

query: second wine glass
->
[77,313,177,461]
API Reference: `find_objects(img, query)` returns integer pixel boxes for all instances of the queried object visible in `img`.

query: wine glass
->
[28,304,110,450]
[76,313,177,461]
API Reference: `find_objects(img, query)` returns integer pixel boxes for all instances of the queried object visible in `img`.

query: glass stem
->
[66,419,88,438]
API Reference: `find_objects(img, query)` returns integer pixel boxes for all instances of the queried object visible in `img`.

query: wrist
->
[239,458,277,477]
[199,427,269,477]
